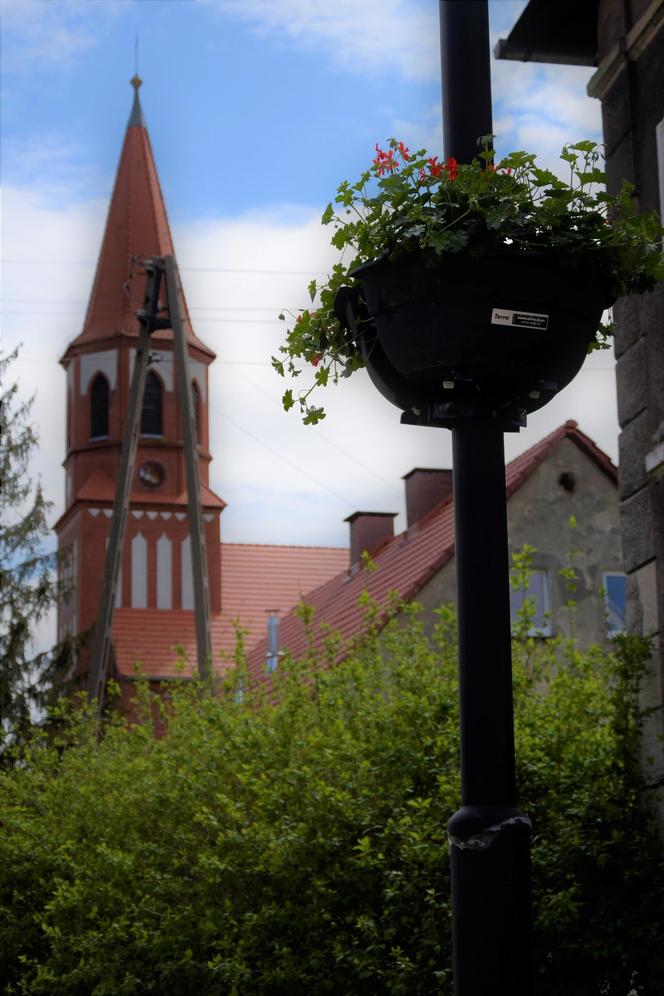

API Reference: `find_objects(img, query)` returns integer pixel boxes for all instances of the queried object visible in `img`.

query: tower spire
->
[63,79,213,360]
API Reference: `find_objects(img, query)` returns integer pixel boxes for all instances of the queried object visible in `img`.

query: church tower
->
[55,78,224,686]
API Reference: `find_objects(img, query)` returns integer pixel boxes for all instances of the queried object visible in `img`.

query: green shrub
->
[0,603,662,994]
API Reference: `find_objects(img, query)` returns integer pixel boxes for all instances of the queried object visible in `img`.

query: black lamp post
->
[336,4,608,990]
[439,4,533,993]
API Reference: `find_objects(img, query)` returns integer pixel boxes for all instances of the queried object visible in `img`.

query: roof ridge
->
[222,541,348,552]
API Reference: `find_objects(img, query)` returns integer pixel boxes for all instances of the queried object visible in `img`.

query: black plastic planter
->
[335,249,613,427]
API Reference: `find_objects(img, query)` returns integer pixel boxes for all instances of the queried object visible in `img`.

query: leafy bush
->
[1,604,662,994]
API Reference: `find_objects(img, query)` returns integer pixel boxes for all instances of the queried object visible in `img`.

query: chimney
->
[403,468,454,527]
[344,511,397,567]
[265,609,281,673]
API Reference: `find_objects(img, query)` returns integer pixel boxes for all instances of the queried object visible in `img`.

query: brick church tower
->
[55,78,224,689]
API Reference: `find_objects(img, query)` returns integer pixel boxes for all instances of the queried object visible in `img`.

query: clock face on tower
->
[138,460,165,488]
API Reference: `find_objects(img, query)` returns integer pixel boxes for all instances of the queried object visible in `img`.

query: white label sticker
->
[491,308,548,331]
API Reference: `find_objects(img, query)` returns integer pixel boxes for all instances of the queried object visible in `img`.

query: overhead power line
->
[1,258,328,276]
[1,311,284,324]
[2,299,290,311]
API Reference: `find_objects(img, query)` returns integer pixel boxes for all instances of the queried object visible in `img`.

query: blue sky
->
[2,0,613,581]
[2,0,602,216]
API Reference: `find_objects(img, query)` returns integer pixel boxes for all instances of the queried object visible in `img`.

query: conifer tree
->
[0,348,70,756]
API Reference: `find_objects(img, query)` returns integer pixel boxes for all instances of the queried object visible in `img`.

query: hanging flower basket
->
[274,138,663,424]
[336,247,612,422]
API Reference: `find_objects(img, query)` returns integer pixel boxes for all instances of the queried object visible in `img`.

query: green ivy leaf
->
[303,406,325,424]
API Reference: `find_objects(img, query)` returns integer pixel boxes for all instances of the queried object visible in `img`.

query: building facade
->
[497,0,664,823]
[55,80,347,703]
[248,422,625,677]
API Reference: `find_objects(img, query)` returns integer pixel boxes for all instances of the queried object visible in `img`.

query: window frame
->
[603,571,627,637]
[191,379,201,443]
[140,370,164,437]
[90,372,110,440]
[509,569,553,637]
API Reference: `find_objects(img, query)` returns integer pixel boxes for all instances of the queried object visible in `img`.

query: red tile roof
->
[246,422,617,679]
[63,84,213,362]
[112,609,203,679]
[219,543,350,652]
[112,543,348,678]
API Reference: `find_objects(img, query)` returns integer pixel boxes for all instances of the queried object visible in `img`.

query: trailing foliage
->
[0,349,73,761]
[275,138,664,422]
[0,603,662,994]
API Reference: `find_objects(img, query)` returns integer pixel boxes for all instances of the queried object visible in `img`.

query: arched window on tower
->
[141,370,163,436]
[90,373,109,439]
[191,380,201,443]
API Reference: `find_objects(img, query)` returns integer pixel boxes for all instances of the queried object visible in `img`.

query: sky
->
[2,0,614,573]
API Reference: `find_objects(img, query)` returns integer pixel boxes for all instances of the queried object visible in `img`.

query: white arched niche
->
[131,532,148,609]
[181,534,193,610]
[156,534,173,610]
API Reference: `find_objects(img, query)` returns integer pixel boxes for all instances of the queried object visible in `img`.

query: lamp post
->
[334,5,607,988]
[440,3,533,993]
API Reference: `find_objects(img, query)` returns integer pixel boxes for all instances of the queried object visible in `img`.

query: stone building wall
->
[415,438,622,648]
[590,0,664,812]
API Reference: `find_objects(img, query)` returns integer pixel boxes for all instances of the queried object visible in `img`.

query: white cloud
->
[207,0,440,81]
[2,185,106,539]
[1,0,620,655]
[2,133,107,201]
[3,137,619,562]
[389,103,444,157]
[0,0,129,71]
[491,60,602,174]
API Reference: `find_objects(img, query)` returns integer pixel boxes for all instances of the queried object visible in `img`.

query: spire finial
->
[128,68,146,127]
[132,33,141,88]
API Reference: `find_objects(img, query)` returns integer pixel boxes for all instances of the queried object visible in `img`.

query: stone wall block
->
[616,336,647,427]
[621,486,655,572]
[613,295,643,357]
[645,321,664,432]
[619,409,649,498]
[605,128,636,196]
[633,43,664,212]
[601,69,631,152]
[625,570,643,632]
